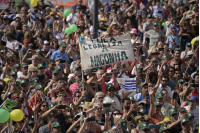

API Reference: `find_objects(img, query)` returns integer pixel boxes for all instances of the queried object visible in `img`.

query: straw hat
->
[80,102,93,110]
[186,10,195,18]
[151,48,159,54]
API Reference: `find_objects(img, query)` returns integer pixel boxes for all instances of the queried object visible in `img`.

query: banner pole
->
[82,70,84,92]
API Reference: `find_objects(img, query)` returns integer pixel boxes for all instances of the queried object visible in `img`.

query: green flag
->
[0,99,18,111]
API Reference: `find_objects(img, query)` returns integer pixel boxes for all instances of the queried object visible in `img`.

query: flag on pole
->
[1,14,15,20]
[137,0,148,10]
[117,78,136,92]
[0,99,18,111]
[30,11,36,24]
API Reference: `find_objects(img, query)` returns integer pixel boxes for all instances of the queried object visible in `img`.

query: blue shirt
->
[169,25,180,32]
[166,34,180,49]
[51,50,69,68]
[106,5,119,12]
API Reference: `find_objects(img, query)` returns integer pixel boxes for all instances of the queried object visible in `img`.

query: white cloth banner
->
[117,78,136,92]
[79,33,135,70]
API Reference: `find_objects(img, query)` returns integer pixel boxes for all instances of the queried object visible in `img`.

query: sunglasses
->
[42,105,48,107]
[143,129,150,132]
[32,71,38,73]
[156,105,162,108]
[76,95,81,98]
[145,119,151,122]
[9,60,14,62]
[162,80,168,82]
[108,89,114,92]
[169,70,174,72]
[113,113,120,115]
[98,97,104,99]
[21,84,27,87]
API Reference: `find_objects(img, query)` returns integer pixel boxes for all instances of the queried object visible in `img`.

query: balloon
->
[10,109,24,122]
[65,28,72,34]
[70,24,78,32]
[31,0,37,7]
[64,10,71,17]
[191,37,199,46]
[162,22,166,28]
[0,109,10,123]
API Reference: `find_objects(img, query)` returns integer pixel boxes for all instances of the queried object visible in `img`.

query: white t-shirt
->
[17,71,23,81]
[103,95,122,111]
[185,106,199,122]
[6,40,19,56]
[157,84,173,98]
[53,29,65,44]
[66,13,77,27]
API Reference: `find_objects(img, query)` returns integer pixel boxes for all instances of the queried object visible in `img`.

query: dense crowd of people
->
[0,0,199,132]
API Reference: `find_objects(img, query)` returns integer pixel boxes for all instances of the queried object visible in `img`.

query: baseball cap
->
[75,72,82,77]
[139,122,149,130]
[161,55,167,60]
[23,39,29,44]
[187,51,195,56]
[7,91,14,98]
[55,58,61,62]
[183,82,188,88]
[187,112,194,118]
[187,96,199,103]
[55,65,62,71]
[138,109,147,114]
[10,71,17,76]
[153,22,158,26]
[13,64,20,70]
[168,108,178,115]
[20,79,28,85]
[181,118,189,125]
[59,42,67,47]
[50,12,54,16]
[15,14,21,18]
[174,47,181,52]
[51,121,61,129]
[52,70,59,75]
[35,84,43,90]
[177,107,186,112]
[106,83,114,90]
[11,93,19,100]
[33,77,40,85]
[37,63,44,69]
[140,83,147,88]
[49,102,57,109]
[118,119,127,130]
[154,101,162,106]
[44,40,49,45]
[38,73,45,82]
[186,43,192,47]
[155,91,164,98]
[21,63,28,68]
[128,96,135,101]
[159,126,168,133]
[177,79,185,84]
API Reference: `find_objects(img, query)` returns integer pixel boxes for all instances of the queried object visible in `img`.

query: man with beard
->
[166,108,184,133]
[155,91,173,117]
[94,92,105,104]
[134,83,150,113]
[69,72,82,99]
[50,77,71,101]
[121,97,137,126]
[184,57,197,76]
[169,48,185,67]
[28,55,43,71]
[103,83,122,111]
[157,75,173,99]
[5,31,19,56]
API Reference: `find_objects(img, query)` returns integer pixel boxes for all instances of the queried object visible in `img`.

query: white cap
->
[44,40,49,45]
[15,14,21,18]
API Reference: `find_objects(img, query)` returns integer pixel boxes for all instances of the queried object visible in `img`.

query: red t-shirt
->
[44,69,52,79]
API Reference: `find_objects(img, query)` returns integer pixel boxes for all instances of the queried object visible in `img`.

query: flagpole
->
[78,35,84,92]
[8,118,12,133]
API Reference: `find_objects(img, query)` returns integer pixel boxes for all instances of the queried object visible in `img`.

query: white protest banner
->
[79,33,135,70]
[0,0,87,10]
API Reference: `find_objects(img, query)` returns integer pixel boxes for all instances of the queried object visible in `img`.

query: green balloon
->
[0,109,10,123]
[70,24,78,32]
[64,10,71,17]
[162,22,166,28]
[65,28,72,34]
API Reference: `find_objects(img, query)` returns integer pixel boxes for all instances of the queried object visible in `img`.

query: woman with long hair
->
[179,17,195,50]
[144,23,166,50]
